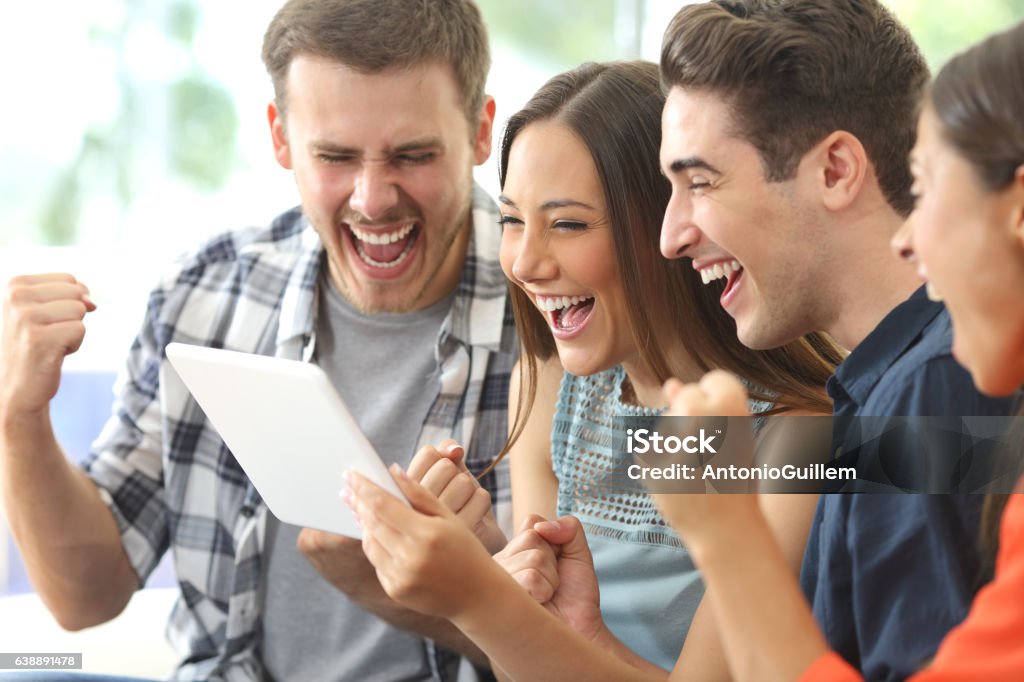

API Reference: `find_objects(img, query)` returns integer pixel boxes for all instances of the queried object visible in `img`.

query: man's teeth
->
[536,295,594,312]
[351,223,415,245]
[701,260,742,285]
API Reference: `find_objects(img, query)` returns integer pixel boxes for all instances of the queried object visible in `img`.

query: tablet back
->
[165,343,404,537]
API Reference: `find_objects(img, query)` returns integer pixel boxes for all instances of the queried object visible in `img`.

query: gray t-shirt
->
[260,277,453,682]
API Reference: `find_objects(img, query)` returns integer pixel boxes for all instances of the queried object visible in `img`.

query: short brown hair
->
[661,0,929,216]
[496,61,843,461]
[262,0,490,124]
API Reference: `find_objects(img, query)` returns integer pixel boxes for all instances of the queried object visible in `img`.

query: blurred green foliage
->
[39,0,237,245]
[169,76,239,189]
[478,0,1024,72]
[27,0,1024,245]
[167,0,200,44]
[478,0,621,67]
[888,0,1024,69]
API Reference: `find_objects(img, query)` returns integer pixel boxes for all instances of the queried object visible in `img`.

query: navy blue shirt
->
[800,286,1018,681]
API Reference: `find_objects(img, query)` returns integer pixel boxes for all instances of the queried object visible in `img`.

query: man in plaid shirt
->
[0,1,516,680]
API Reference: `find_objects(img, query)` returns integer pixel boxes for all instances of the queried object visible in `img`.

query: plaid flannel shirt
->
[83,185,517,681]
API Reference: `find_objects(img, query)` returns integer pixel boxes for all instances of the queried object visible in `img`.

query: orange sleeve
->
[799,652,862,682]
[909,493,1024,682]
[800,494,1024,682]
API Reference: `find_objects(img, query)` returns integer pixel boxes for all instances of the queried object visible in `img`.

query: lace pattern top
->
[551,365,769,669]
[553,365,680,547]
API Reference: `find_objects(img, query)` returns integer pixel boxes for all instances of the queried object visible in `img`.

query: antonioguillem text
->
[626,462,857,482]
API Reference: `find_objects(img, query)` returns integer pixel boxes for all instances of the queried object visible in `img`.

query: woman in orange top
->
[652,18,1024,682]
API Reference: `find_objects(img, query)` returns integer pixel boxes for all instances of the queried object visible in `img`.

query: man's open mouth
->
[348,223,420,268]
[700,259,744,301]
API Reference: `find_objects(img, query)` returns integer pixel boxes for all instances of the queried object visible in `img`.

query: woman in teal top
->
[552,367,706,669]
[346,61,842,679]
[551,366,773,669]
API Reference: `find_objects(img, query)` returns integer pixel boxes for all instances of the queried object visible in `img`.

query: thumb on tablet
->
[389,463,454,520]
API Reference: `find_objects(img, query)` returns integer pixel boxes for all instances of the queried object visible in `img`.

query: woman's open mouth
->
[536,294,595,339]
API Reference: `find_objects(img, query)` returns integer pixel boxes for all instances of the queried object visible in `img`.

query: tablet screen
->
[165,343,407,537]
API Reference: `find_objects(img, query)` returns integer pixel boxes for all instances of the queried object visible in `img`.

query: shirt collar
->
[444,183,514,354]
[274,224,323,360]
[828,285,943,407]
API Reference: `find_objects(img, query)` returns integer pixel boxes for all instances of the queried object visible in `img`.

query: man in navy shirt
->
[798,288,1013,679]
[657,1,1017,679]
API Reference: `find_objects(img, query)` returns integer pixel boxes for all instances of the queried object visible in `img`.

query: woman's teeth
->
[536,295,594,312]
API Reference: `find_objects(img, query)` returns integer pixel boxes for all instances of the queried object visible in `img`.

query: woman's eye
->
[497,215,523,227]
[554,221,588,231]
[909,183,924,207]
[688,177,711,191]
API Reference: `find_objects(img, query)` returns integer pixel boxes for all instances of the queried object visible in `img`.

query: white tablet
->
[165,342,406,538]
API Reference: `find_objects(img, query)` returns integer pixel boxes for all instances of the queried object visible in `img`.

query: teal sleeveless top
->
[552,366,696,670]
[551,366,770,670]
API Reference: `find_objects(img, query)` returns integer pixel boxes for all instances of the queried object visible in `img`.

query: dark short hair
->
[661,0,929,215]
[496,61,843,460]
[930,20,1024,191]
[262,0,490,124]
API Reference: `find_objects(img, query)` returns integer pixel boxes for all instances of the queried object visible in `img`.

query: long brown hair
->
[496,61,844,461]
[977,413,1024,583]
[928,19,1024,579]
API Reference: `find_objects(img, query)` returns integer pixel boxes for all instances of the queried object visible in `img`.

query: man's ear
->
[472,96,497,166]
[808,131,869,212]
[268,101,293,170]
